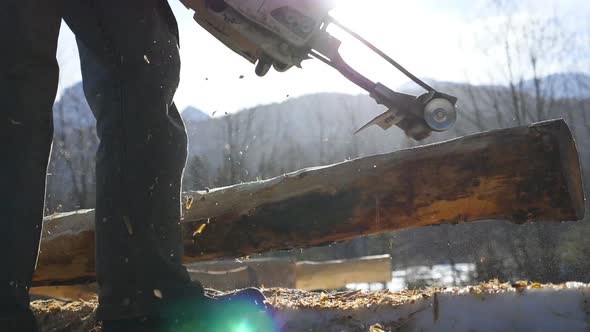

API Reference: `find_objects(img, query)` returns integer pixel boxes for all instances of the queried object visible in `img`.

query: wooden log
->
[295,255,392,291]
[188,266,263,292]
[186,258,296,291]
[34,120,585,286]
[37,210,96,285]
[181,119,584,259]
[185,255,392,291]
[30,284,98,302]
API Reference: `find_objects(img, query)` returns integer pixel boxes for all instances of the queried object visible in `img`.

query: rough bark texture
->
[34,120,585,286]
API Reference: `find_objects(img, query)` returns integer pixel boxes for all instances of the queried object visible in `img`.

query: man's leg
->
[0,0,62,329]
[62,0,200,321]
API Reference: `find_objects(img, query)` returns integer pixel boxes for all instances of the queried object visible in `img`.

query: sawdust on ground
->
[31,280,580,332]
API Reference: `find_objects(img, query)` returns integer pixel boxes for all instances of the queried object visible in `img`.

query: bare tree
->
[50,85,98,210]
[217,107,259,185]
[183,155,211,191]
[312,96,327,165]
[462,0,576,130]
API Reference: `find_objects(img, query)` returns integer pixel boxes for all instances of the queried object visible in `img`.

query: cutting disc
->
[424,98,457,132]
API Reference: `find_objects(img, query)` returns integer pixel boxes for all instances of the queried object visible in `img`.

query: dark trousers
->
[1,0,196,322]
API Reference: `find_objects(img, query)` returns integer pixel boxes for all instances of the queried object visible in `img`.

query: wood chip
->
[192,223,207,237]
[185,196,194,210]
[123,216,133,236]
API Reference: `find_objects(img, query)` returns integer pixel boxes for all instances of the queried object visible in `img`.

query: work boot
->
[101,287,275,332]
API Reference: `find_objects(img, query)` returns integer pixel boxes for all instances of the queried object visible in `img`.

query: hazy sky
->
[56,0,590,114]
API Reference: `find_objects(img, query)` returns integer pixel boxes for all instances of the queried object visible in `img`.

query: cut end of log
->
[552,120,586,221]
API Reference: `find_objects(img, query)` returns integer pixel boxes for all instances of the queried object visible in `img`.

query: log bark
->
[30,255,391,299]
[185,255,392,291]
[186,258,296,291]
[35,120,585,286]
[295,255,392,290]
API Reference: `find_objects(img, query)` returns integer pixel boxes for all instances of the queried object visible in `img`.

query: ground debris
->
[262,287,426,310]
[262,279,561,310]
[32,298,98,332]
[31,281,589,332]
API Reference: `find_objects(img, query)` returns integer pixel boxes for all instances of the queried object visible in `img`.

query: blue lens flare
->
[161,292,279,332]
[232,320,254,332]
[208,298,277,331]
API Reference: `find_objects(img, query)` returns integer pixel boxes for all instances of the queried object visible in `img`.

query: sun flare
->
[328,1,431,89]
